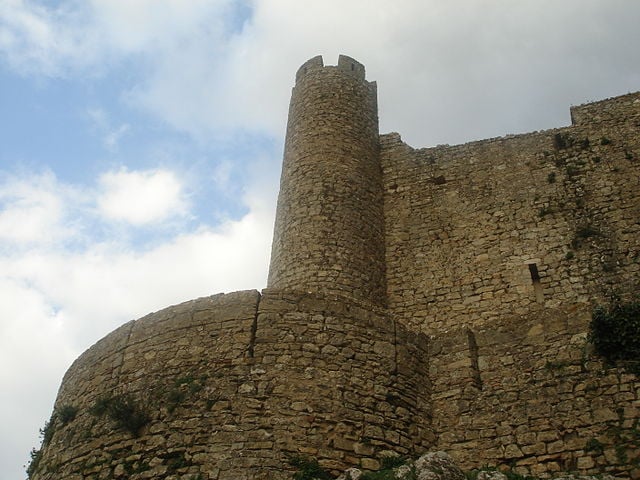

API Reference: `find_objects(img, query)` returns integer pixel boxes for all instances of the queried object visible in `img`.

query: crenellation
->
[337,54,366,80]
[295,54,324,83]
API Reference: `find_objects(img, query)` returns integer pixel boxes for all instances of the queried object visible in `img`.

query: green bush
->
[26,447,43,478]
[90,394,150,437]
[57,405,78,425]
[590,299,640,374]
[380,455,406,470]
[288,455,332,480]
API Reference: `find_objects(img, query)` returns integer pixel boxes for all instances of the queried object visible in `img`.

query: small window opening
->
[351,63,355,71]
[528,263,544,303]
[466,329,482,390]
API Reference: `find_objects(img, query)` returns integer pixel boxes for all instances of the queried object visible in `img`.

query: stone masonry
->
[31,56,639,479]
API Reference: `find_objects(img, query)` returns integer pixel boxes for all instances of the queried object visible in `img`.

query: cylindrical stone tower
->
[268,55,386,306]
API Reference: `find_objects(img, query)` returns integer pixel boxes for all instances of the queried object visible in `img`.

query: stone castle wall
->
[381,91,640,335]
[32,290,430,480]
[430,306,640,478]
[30,56,640,480]
[379,90,640,476]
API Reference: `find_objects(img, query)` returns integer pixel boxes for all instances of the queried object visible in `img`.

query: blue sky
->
[1,1,640,478]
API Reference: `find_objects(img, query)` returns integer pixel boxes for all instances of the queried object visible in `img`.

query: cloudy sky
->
[1,0,639,477]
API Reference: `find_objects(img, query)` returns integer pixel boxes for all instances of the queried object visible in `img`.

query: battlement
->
[295,54,367,83]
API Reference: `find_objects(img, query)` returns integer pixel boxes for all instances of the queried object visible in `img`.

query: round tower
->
[268,55,386,306]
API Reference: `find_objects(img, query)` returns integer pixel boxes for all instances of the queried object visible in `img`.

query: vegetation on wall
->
[58,404,78,425]
[288,455,332,480]
[90,394,150,437]
[26,404,79,478]
[590,298,640,374]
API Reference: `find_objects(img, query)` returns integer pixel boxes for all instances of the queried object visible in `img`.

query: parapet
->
[295,55,324,83]
[295,54,367,84]
[337,54,366,80]
[569,90,640,126]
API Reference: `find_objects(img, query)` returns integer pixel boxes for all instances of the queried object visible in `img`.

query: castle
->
[30,55,640,479]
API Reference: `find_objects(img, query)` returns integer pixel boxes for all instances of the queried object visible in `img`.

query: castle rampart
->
[29,56,640,480]
[33,290,430,479]
[381,92,640,334]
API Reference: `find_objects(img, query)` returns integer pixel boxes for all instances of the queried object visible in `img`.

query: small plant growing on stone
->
[90,394,150,437]
[360,457,415,480]
[564,251,575,260]
[57,405,78,425]
[615,444,628,463]
[590,298,640,375]
[26,447,43,478]
[538,206,554,217]
[553,133,571,150]
[571,225,601,249]
[166,374,205,413]
[379,455,407,470]
[565,165,580,177]
[585,437,604,455]
[288,455,332,480]
[40,415,57,445]
[600,136,612,145]
[576,225,600,238]
[547,172,556,184]
[25,414,58,478]
[163,450,190,472]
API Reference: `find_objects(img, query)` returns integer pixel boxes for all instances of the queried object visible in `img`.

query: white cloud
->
[87,0,233,53]
[0,0,235,76]
[0,0,92,76]
[4,0,639,145]
[97,168,187,225]
[0,164,277,478]
[0,274,78,479]
[0,171,73,245]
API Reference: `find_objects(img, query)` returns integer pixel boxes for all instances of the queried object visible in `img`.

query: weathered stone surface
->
[414,452,466,480]
[30,55,640,480]
[31,290,430,479]
[336,454,626,480]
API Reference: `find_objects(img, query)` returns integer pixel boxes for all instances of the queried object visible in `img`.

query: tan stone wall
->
[29,57,640,480]
[381,92,640,335]
[32,290,431,480]
[380,90,640,477]
[268,55,386,306]
[430,305,640,478]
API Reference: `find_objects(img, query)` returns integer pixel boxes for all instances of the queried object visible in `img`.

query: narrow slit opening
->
[528,263,544,303]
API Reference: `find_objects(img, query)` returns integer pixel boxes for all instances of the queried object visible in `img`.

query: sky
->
[0,1,639,478]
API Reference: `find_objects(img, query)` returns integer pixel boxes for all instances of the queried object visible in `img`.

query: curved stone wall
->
[268,55,386,306]
[31,290,431,480]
